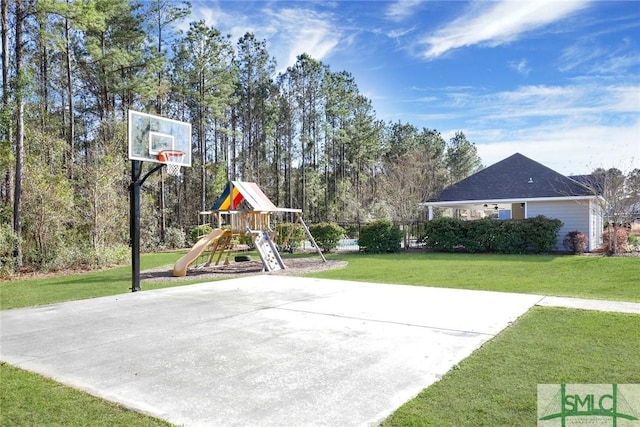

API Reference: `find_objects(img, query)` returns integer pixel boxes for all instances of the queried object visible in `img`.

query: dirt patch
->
[141,257,347,283]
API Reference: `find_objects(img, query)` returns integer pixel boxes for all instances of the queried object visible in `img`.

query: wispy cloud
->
[560,36,640,75]
[589,54,640,75]
[266,7,341,71]
[473,119,640,174]
[176,2,233,34]
[185,2,261,45]
[187,2,341,73]
[509,59,531,76]
[386,0,423,22]
[420,0,591,59]
[436,83,640,173]
[392,80,640,173]
[558,42,606,72]
[387,27,415,40]
[437,83,640,126]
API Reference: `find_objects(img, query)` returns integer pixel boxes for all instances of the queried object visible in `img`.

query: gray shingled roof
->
[427,153,594,202]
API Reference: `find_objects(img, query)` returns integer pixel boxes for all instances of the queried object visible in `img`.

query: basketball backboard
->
[128,110,191,167]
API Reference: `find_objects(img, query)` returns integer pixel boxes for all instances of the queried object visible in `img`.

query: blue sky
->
[185,0,640,175]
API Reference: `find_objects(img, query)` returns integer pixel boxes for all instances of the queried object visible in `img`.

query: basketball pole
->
[130,160,163,292]
[130,161,141,292]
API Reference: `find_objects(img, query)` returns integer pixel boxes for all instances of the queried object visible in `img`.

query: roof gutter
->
[420,195,600,207]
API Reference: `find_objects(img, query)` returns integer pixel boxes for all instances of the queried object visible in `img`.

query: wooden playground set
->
[172,181,325,277]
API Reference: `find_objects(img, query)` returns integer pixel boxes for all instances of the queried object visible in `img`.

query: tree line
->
[1,0,483,273]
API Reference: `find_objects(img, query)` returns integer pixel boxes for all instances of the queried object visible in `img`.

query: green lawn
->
[382,307,640,426]
[0,251,204,310]
[3,252,637,310]
[308,252,640,302]
[1,251,638,426]
[0,362,173,426]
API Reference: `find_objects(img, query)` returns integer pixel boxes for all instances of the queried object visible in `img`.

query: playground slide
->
[173,228,225,277]
[253,231,285,271]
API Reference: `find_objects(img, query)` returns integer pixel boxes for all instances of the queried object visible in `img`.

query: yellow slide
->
[173,228,225,277]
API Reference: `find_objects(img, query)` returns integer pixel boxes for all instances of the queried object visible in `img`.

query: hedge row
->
[423,216,563,254]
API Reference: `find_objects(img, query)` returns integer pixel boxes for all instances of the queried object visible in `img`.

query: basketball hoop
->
[158,150,185,177]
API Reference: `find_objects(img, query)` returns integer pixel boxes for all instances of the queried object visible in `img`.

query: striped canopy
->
[211,181,278,212]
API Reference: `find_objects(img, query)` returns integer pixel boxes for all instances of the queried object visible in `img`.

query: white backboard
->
[128,110,191,166]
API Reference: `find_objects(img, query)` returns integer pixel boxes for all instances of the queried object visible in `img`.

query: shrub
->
[628,233,640,252]
[95,244,130,266]
[423,215,562,254]
[462,218,494,253]
[601,227,629,254]
[563,231,589,254]
[32,243,129,272]
[46,244,94,271]
[190,224,213,243]
[165,227,186,249]
[521,215,563,253]
[0,224,19,278]
[309,222,345,253]
[139,196,161,252]
[140,232,161,253]
[235,233,253,247]
[422,217,459,252]
[358,219,402,253]
[274,222,306,250]
[491,220,527,253]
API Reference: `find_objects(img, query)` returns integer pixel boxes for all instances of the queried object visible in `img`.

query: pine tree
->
[446,131,482,184]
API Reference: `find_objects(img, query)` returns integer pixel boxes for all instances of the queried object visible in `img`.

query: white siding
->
[589,200,603,251]
[527,200,592,251]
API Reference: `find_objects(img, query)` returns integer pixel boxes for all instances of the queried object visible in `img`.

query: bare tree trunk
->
[1,0,8,119]
[231,111,237,180]
[199,71,206,212]
[13,0,25,268]
[100,32,109,119]
[159,171,166,242]
[64,4,74,178]
[37,9,48,132]
[155,6,165,241]
[1,0,11,206]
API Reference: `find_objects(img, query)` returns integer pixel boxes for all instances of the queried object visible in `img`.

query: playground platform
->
[1,276,542,426]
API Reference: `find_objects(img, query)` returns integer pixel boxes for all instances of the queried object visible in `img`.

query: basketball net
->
[157,150,184,177]
[166,163,181,177]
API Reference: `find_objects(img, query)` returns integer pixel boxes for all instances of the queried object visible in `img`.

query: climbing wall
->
[253,231,285,271]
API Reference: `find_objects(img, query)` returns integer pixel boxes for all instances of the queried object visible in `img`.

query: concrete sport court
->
[1,275,543,426]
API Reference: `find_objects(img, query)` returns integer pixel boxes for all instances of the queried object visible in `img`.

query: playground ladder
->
[252,230,285,271]
[206,230,234,266]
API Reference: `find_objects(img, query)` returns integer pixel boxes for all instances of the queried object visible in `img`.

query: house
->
[421,153,604,251]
